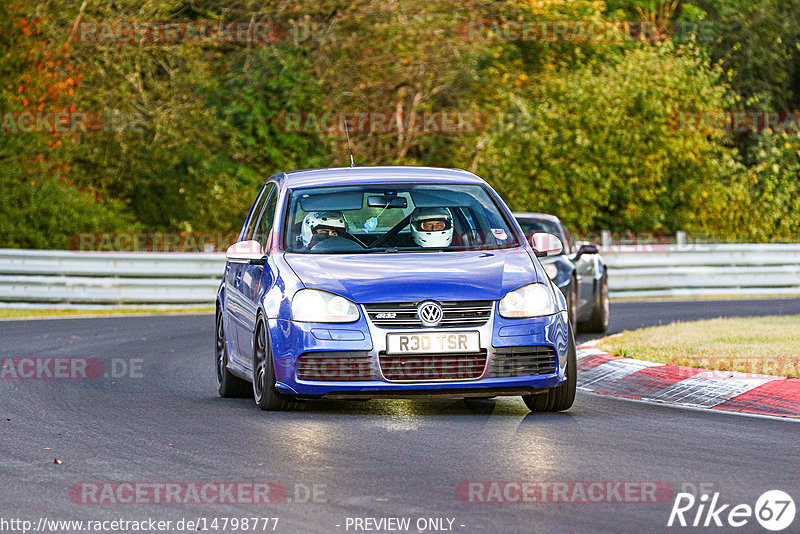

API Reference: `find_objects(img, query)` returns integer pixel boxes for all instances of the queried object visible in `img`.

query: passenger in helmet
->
[301,211,348,248]
[410,207,453,248]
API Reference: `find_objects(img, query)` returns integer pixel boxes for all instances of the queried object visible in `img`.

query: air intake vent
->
[378,351,488,381]
[490,346,557,377]
[296,352,372,381]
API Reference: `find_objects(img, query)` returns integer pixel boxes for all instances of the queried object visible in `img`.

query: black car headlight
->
[544,263,559,280]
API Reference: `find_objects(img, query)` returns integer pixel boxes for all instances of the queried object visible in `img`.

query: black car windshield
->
[516,218,566,255]
[283,183,521,253]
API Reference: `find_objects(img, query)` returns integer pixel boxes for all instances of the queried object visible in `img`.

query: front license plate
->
[386,332,480,354]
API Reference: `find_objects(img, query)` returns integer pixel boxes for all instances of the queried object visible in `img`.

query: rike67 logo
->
[668,490,795,531]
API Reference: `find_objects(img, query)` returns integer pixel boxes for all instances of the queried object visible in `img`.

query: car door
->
[224,261,244,360]
[236,184,279,366]
[226,184,271,363]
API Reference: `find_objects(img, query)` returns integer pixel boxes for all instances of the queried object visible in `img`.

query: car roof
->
[273,166,486,189]
[512,212,562,224]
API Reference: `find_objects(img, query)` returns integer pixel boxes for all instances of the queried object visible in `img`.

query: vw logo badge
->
[417,301,443,327]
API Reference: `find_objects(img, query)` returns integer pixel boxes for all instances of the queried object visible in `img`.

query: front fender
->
[550,278,567,313]
[260,252,305,320]
[216,280,225,312]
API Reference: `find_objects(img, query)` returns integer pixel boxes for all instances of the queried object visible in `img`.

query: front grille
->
[490,346,557,377]
[296,352,372,381]
[378,351,487,382]
[365,301,493,329]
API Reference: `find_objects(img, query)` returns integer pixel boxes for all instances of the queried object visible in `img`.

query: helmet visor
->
[412,218,452,232]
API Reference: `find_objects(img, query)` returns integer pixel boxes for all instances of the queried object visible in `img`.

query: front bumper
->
[269,307,570,398]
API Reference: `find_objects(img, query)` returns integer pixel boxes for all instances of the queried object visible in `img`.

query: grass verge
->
[597,315,800,378]
[611,294,800,302]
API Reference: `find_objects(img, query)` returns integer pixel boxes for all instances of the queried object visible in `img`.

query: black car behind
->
[514,212,609,333]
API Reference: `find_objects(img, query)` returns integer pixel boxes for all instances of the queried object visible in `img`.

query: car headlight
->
[498,283,556,318]
[291,289,360,323]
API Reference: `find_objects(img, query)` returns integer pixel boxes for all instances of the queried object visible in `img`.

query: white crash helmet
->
[410,207,453,248]
[301,211,347,247]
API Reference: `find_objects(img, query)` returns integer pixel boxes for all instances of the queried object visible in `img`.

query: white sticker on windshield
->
[364,217,378,232]
[492,228,508,240]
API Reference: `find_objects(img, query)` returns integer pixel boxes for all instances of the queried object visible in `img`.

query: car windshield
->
[284,183,521,254]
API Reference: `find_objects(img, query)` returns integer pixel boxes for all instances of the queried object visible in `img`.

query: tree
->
[464,43,753,238]
[0,0,132,248]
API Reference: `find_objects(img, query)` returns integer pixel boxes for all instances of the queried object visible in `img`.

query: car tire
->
[581,269,609,334]
[216,309,250,398]
[252,315,292,411]
[521,328,576,412]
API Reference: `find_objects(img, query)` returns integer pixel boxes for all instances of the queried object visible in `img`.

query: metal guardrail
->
[0,249,225,305]
[0,245,798,305]
[604,244,800,298]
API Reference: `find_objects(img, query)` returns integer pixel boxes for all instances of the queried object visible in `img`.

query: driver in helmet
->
[410,207,453,248]
[301,211,348,249]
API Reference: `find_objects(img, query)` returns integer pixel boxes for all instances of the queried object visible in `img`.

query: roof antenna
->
[344,119,355,167]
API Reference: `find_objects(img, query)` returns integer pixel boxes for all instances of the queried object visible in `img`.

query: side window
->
[461,207,477,231]
[242,184,274,241]
[253,186,279,248]
[454,207,483,246]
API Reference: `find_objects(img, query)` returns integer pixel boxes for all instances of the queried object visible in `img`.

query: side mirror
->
[531,232,563,257]
[573,242,599,261]
[226,240,266,265]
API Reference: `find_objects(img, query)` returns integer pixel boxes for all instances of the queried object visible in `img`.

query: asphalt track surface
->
[2,299,800,534]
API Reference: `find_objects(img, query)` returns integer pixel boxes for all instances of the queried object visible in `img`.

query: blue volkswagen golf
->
[216,166,575,411]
